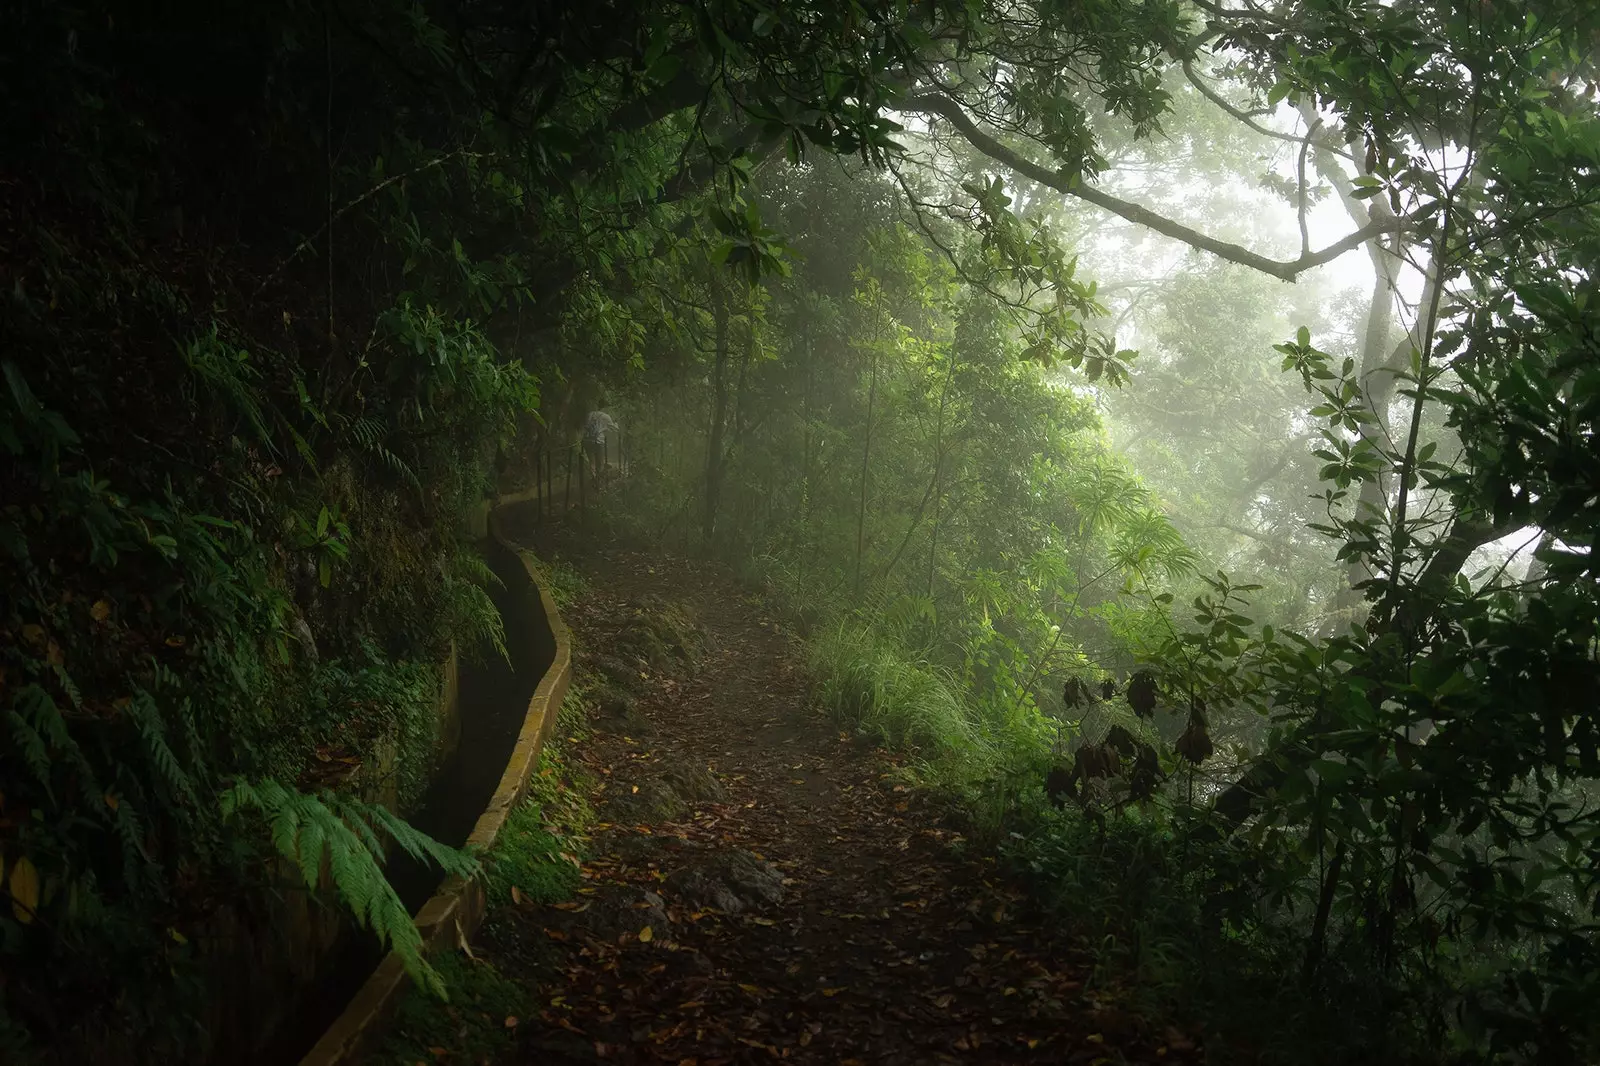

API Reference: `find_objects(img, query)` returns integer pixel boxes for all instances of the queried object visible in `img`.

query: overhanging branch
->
[900,93,1407,282]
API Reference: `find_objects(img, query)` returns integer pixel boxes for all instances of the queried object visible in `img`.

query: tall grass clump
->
[810,621,996,774]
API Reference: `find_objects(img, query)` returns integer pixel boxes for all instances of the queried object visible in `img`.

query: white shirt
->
[583,411,618,444]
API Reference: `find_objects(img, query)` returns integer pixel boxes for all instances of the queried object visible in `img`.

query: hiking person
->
[582,409,619,480]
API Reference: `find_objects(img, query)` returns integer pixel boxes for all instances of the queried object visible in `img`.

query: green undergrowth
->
[483,697,596,908]
[369,950,530,1066]
[805,618,1054,817]
[523,552,588,612]
[1004,806,1433,1066]
[810,620,978,761]
[801,612,1440,1064]
[366,687,595,1065]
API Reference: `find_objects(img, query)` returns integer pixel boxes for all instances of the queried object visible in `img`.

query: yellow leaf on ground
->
[504,1015,519,1028]
[638,925,653,942]
[90,600,111,622]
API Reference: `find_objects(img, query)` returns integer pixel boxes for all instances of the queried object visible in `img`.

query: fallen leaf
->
[821,987,846,997]
[638,925,654,942]
[10,856,39,923]
[90,600,111,622]
[504,1015,519,1028]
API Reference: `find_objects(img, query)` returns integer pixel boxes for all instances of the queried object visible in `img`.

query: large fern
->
[340,414,422,490]
[219,779,479,998]
[445,551,508,664]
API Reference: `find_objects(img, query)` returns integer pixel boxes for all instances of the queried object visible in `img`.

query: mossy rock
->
[589,652,647,691]
[592,684,653,736]
[605,777,685,822]
[663,850,785,914]
[660,764,727,804]
[611,595,707,674]
[605,764,726,823]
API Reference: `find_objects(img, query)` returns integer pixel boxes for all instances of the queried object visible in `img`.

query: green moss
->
[484,737,595,908]
[369,951,530,1065]
[525,554,588,610]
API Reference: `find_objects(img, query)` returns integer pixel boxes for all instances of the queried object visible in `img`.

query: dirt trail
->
[487,538,1193,1065]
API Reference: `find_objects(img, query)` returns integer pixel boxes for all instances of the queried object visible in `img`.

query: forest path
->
[486,534,1189,1065]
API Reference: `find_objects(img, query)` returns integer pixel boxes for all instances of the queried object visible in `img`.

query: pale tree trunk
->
[854,287,884,599]
[854,340,879,598]
[1307,122,1440,627]
[703,274,730,546]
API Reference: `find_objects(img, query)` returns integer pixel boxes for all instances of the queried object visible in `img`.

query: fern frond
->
[127,690,196,804]
[8,707,53,799]
[218,778,474,1000]
[369,805,480,878]
[451,551,502,590]
[446,577,507,664]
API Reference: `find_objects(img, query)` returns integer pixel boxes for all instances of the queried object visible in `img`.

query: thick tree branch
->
[900,93,1406,282]
[1183,58,1355,162]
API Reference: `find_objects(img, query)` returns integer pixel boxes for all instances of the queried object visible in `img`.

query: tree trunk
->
[854,294,882,599]
[703,275,731,546]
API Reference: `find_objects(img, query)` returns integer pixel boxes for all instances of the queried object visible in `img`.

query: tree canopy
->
[2,0,1598,1061]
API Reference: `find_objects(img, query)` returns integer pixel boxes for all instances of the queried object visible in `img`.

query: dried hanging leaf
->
[1176,714,1214,765]
[510,884,523,905]
[1126,670,1158,718]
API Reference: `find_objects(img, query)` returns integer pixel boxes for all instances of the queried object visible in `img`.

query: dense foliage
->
[2,0,1597,1061]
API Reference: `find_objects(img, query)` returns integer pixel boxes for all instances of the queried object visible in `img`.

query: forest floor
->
[397,528,1204,1065]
